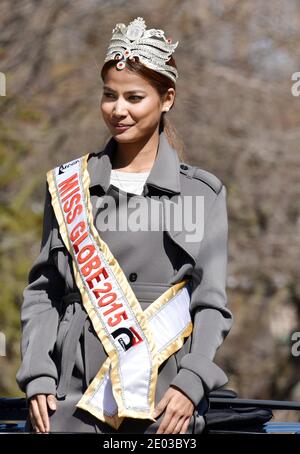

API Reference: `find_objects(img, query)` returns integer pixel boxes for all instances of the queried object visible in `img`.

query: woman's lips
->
[111,123,133,131]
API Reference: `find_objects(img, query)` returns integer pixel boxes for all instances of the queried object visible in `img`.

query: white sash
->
[47,154,192,429]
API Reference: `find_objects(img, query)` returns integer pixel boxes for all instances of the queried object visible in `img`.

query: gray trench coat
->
[16,130,233,433]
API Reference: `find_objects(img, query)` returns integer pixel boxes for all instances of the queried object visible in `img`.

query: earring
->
[164,106,170,112]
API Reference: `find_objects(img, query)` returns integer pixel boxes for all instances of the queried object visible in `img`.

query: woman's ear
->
[162,88,175,112]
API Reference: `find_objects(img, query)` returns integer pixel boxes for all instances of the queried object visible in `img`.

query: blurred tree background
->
[0,0,300,420]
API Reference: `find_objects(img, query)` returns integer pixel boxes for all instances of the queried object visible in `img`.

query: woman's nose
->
[113,99,128,116]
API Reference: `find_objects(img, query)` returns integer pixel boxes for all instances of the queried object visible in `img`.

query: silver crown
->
[104,17,179,84]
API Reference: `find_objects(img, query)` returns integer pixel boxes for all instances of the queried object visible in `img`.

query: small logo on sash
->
[59,159,80,175]
[112,326,143,351]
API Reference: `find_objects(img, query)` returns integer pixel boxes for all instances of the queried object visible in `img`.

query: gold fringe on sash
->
[46,154,193,430]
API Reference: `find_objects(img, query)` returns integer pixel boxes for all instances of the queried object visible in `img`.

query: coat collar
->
[88,130,181,195]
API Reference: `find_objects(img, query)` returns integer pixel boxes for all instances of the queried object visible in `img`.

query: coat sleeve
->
[170,184,233,407]
[16,182,66,399]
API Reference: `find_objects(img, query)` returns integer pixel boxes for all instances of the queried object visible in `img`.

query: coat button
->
[180,164,188,170]
[129,272,137,282]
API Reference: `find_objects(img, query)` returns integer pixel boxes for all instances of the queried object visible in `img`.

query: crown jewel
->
[104,17,179,83]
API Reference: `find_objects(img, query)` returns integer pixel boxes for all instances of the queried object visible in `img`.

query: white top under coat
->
[110,169,150,195]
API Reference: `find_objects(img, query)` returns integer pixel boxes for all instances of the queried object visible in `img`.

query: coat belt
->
[56,293,88,399]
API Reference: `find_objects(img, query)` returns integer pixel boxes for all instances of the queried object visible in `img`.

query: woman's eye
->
[103,93,143,101]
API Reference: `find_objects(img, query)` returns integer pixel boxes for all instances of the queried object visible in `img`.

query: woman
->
[16,17,233,434]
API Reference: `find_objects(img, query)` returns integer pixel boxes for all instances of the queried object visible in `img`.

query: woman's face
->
[100,66,174,143]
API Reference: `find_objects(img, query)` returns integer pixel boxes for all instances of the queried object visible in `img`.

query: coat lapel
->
[161,196,200,267]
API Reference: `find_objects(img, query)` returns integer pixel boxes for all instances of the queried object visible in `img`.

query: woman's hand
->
[29,394,57,433]
[153,386,195,434]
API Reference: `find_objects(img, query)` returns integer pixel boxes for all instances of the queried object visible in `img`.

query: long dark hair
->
[100,55,186,161]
